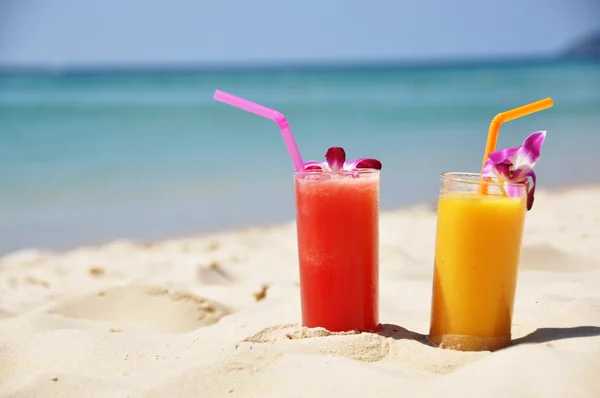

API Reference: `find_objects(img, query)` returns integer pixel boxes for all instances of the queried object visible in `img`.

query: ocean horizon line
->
[0,54,597,77]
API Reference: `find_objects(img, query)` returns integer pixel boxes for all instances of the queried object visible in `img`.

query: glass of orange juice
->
[428,172,528,351]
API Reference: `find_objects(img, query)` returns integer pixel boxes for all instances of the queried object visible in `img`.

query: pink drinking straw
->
[213,90,306,172]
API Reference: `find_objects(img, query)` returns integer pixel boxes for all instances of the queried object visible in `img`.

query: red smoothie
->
[294,170,380,332]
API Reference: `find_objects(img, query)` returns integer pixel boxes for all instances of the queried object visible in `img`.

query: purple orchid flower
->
[303,147,382,172]
[482,131,546,211]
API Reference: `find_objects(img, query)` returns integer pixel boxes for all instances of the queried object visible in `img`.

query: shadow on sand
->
[376,323,433,346]
[511,326,600,346]
[374,324,600,351]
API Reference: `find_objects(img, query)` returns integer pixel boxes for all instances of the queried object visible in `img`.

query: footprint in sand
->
[47,285,229,333]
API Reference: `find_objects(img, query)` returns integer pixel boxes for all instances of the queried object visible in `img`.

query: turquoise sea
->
[1,60,599,254]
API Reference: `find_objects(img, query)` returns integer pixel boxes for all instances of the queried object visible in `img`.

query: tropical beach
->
[2,0,600,396]
[1,185,600,397]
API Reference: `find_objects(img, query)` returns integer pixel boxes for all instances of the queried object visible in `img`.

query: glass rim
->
[441,171,528,187]
[294,168,381,176]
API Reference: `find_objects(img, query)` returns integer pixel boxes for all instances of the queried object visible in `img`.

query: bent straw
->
[478,98,554,195]
[213,90,306,172]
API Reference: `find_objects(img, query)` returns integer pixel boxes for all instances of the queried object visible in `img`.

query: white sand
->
[1,186,599,397]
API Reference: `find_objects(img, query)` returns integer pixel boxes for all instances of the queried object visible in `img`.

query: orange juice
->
[429,191,526,351]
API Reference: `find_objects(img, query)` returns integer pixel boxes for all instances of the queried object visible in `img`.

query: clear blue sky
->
[0,0,598,68]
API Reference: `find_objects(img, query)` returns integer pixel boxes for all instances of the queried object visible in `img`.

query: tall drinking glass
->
[429,172,528,351]
[294,169,380,332]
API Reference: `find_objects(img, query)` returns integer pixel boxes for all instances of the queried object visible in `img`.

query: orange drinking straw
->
[479,98,554,195]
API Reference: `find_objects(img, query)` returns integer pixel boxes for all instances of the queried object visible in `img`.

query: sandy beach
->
[1,185,599,397]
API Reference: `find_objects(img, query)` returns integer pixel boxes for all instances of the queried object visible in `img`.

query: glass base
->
[428,333,510,352]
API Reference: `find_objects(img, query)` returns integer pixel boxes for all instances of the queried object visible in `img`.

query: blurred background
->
[0,0,599,254]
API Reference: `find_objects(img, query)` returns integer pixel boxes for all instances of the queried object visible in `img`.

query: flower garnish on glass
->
[303,147,382,172]
[481,131,546,211]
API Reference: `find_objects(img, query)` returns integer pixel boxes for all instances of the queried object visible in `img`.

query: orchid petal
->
[482,158,513,181]
[524,169,537,211]
[488,146,520,164]
[504,184,523,199]
[481,158,496,177]
[345,158,383,171]
[325,147,346,172]
[303,161,326,171]
[518,130,546,167]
